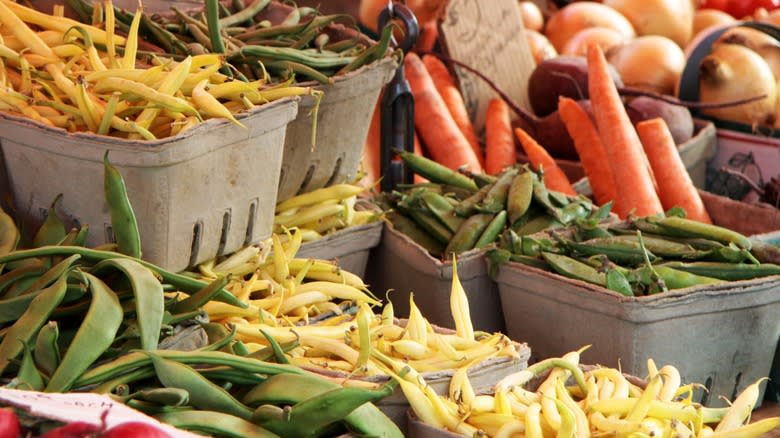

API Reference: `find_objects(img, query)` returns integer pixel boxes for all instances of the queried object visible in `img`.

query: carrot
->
[636,118,712,223]
[416,20,439,53]
[514,127,577,196]
[360,98,381,187]
[557,96,617,206]
[586,43,663,218]
[485,98,516,175]
[421,54,483,167]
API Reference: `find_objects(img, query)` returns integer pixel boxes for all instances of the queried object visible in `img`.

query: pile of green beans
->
[488,210,780,296]
[0,156,402,437]
[66,0,395,84]
[381,152,601,259]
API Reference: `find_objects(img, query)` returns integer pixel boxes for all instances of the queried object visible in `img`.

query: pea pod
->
[398,151,478,192]
[419,191,465,234]
[46,273,123,392]
[33,194,67,248]
[242,373,402,438]
[253,379,399,438]
[0,264,46,297]
[567,238,657,266]
[455,183,492,217]
[514,214,562,236]
[0,246,247,308]
[475,210,507,249]
[104,153,142,259]
[156,410,279,438]
[507,171,534,224]
[607,235,698,258]
[386,211,444,257]
[15,341,44,391]
[655,216,752,250]
[0,280,84,324]
[652,266,725,290]
[445,214,495,255]
[0,275,68,375]
[34,321,60,378]
[146,353,253,419]
[480,169,518,214]
[542,252,606,286]
[406,208,453,245]
[90,258,164,351]
[17,254,81,297]
[606,269,633,297]
[658,261,780,281]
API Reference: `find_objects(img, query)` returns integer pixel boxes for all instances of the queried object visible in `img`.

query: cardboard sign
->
[0,388,200,438]
[438,0,535,132]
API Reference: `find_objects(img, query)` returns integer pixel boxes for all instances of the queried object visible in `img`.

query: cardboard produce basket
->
[308,320,531,435]
[364,221,505,333]
[294,221,383,278]
[495,261,780,408]
[0,98,298,272]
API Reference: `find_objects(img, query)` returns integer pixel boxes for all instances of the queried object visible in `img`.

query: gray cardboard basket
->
[308,319,531,435]
[495,262,780,408]
[364,221,505,333]
[0,98,298,272]
[294,221,383,278]
[275,55,397,202]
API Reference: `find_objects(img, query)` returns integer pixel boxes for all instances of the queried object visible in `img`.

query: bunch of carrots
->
[363,44,711,224]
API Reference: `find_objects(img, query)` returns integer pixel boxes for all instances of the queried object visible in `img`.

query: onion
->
[715,26,780,80]
[761,8,780,26]
[561,27,627,57]
[699,43,777,129]
[693,9,737,37]
[544,2,635,52]
[603,0,694,47]
[526,30,558,65]
[606,35,686,95]
[518,1,544,32]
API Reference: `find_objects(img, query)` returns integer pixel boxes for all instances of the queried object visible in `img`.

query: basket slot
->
[731,371,743,401]
[700,376,715,405]
[324,156,344,187]
[243,199,258,246]
[296,164,317,196]
[217,209,232,257]
[188,220,203,268]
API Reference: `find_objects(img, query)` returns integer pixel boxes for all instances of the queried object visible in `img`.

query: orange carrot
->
[514,127,577,196]
[405,52,482,173]
[421,54,483,166]
[416,20,439,53]
[637,118,712,223]
[557,96,617,206]
[485,98,516,175]
[586,43,663,218]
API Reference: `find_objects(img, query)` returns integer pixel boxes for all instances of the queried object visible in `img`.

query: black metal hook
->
[378,2,419,193]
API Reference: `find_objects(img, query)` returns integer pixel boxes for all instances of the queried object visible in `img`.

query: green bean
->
[260,59,333,84]
[607,234,697,258]
[232,340,251,356]
[123,387,190,407]
[242,373,402,437]
[247,335,299,361]
[199,366,267,385]
[398,151,478,192]
[255,380,398,437]
[16,341,44,391]
[90,258,164,351]
[0,281,83,324]
[199,322,238,352]
[146,353,253,419]
[234,45,354,69]
[567,238,657,267]
[259,329,290,364]
[507,171,534,224]
[166,309,204,326]
[170,275,230,315]
[235,22,309,42]
[18,254,81,297]
[657,261,780,281]
[34,321,60,378]
[338,22,394,74]
[0,276,68,375]
[104,153,142,259]
[480,169,518,214]
[220,0,270,28]
[0,264,46,298]
[475,210,507,249]
[656,216,752,250]
[0,246,247,308]
[92,367,155,394]
[46,273,123,392]
[156,410,279,438]
[542,252,606,286]
[445,213,495,255]
[33,194,67,248]
[74,349,304,388]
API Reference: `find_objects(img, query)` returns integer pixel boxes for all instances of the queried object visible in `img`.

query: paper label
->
[438,0,535,132]
[0,388,200,438]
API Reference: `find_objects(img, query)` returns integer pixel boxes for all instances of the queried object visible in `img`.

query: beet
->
[625,96,694,145]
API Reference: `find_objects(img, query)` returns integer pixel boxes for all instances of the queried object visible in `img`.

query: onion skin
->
[518,1,544,32]
[603,0,694,47]
[606,35,686,95]
[525,30,558,65]
[544,2,636,52]
[715,27,780,80]
[562,27,627,57]
[693,9,737,37]
[699,43,777,129]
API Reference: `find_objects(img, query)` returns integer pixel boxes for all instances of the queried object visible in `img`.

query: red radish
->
[102,422,171,438]
[40,422,101,438]
[0,408,21,438]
